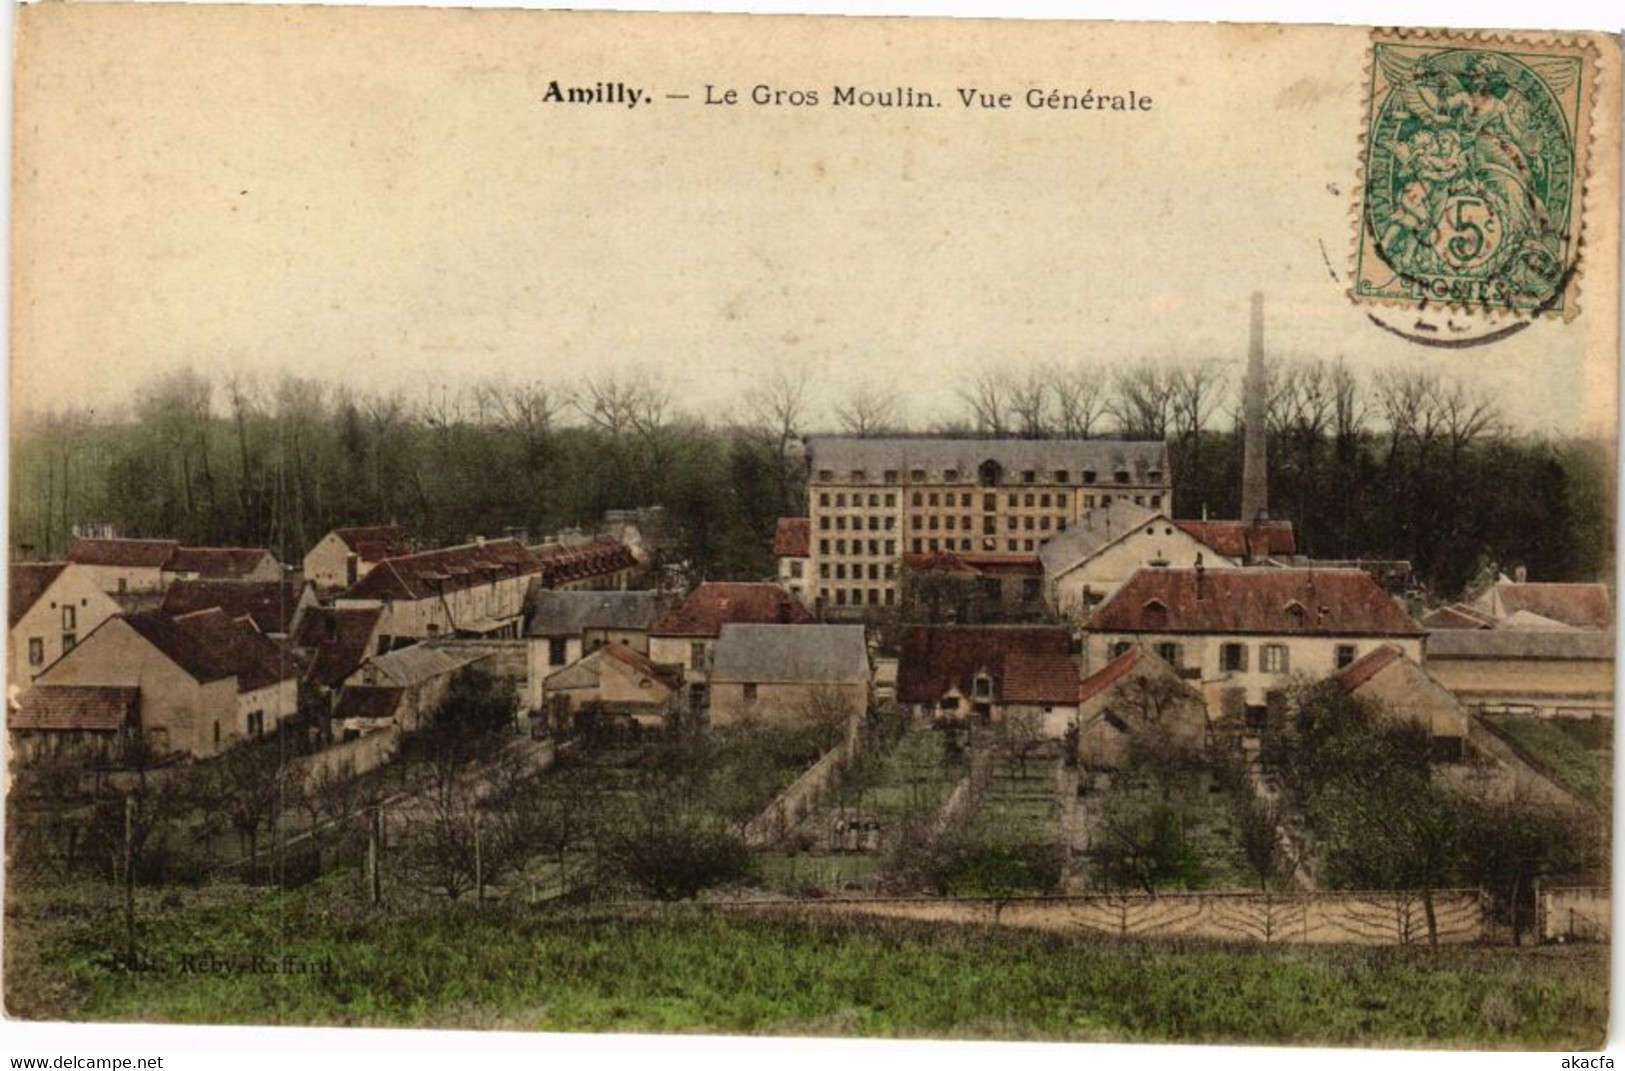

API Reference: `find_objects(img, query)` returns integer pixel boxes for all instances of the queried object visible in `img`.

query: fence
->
[716,888,1490,946]
[1536,883,1609,943]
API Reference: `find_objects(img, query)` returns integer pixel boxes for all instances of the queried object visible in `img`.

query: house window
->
[117,577,129,594]
[790,561,804,578]
[213,721,221,747]
[1110,641,1133,659]
[27,638,44,666]
[743,683,758,702]
[61,606,76,631]
[1151,495,1163,508]
[690,641,707,666]
[247,710,266,738]
[548,638,568,665]
[1336,644,1357,668]
[1220,643,1248,672]
[1156,642,1182,668]
[61,633,76,653]
[1262,644,1290,673]
[941,697,959,712]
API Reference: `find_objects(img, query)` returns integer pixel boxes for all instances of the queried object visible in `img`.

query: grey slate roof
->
[1037,502,1159,575]
[358,643,490,687]
[710,623,870,685]
[1425,628,1615,661]
[804,437,1170,484]
[524,588,664,638]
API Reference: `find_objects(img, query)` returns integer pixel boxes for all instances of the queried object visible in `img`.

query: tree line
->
[10,358,1612,597]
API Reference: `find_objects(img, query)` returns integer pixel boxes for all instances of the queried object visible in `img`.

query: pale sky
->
[10,7,1620,436]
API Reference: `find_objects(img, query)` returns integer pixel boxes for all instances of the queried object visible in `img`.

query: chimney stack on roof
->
[1241,291,1269,529]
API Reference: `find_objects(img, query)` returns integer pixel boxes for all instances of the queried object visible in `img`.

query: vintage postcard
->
[4,3,1621,1059]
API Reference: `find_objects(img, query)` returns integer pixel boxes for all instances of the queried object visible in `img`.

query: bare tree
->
[1049,363,1108,439]
[958,370,1012,437]
[832,380,904,437]
[1007,369,1053,439]
[1108,361,1175,439]
[743,365,815,513]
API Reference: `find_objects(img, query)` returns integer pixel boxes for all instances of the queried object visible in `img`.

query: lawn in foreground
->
[7,879,1606,1048]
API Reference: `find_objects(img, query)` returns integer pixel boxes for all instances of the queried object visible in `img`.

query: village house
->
[901,551,1048,623]
[773,517,812,607]
[1172,519,1298,563]
[1423,628,1615,719]
[1332,644,1469,758]
[160,577,316,638]
[530,538,640,591]
[22,608,300,759]
[65,537,179,596]
[539,644,680,728]
[8,685,142,765]
[803,436,1172,616]
[334,539,542,643]
[302,525,416,591]
[708,623,870,727]
[343,643,494,733]
[9,562,123,689]
[1084,567,1425,724]
[160,546,282,585]
[648,583,816,702]
[1466,574,1614,630]
[1038,502,1238,620]
[522,588,665,710]
[896,625,1081,736]
[1072,647,1208,768]
[290,604,387,711]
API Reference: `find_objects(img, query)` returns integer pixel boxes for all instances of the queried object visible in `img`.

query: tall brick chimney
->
[1241,291,1269,527]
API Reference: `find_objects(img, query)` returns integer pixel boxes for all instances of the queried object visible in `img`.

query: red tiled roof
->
[161,579,307,635]
[1333,643,1405,693]
[1421,604,1493,630]
[1175,520,1298,559]
[1495,582,1613,629]
[343,540,540,601]
[1088,569,1422,637]
[125,609,298,692]
[333,685,405,723]
[897,625,1079,706]
[9,562,67,629]
[533,541,637,587]
[1077,648,1142,704]
[602,643,681,690]
[293,605,385,688]
[651,582,815,638]
[904,552,1044,578]
[13,685,139,732]
[164,547,277,579]
[66,537,178,569]
[332,525,416,562]
[774,517,811,558]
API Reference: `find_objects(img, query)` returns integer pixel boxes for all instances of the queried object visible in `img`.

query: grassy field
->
[4,877,1607,1048]
[1482,714,1612,810]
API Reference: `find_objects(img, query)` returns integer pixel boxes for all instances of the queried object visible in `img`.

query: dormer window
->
[1055,470,1070,483]
[978,460,1002,487]
[851,470,867,482]
[1284,601,1307,627]
[910,468,926,482]
[1021,470,1036,484]
[973,673,994,699]
[944,469,959,483]
[883,470,899,484]
[1142,599,1169,629]
[1148,469,1163,481]
[1114,471,1130,484]
[1082,470,1097,484]
[818,469,834,481]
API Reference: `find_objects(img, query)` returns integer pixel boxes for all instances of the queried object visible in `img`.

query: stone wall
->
[1537,884,1609,943]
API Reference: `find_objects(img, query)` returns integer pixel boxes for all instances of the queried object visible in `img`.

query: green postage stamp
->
[1354,29,1598,320]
